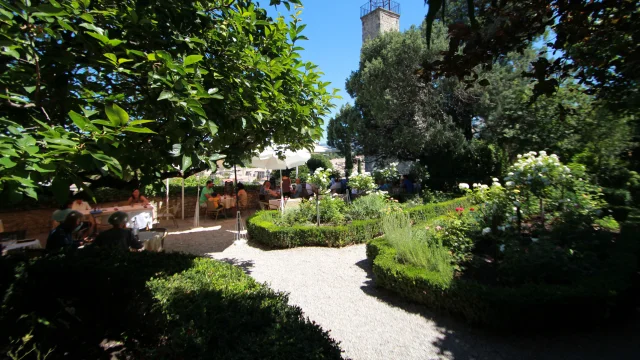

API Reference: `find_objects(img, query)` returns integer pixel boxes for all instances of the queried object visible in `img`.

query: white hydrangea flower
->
[499,244,505,252]
[508,172,514,176]
[458,183,470,190]
[539,150,547,156]
[482,227,491,235]
[492,177,499,182]
[531,238,539,243]
[492,182,502,188]
[480,184,489,190]
[505,181,515,187]
[497,226,505,231]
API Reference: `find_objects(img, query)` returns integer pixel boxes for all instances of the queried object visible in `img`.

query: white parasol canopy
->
[251,147,311,211]
[250,147,311,169]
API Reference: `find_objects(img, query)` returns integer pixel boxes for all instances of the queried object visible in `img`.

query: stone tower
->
[360,0,400,43]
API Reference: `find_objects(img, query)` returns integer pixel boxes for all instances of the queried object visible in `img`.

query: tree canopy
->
[0,0,336,204]
[422,0,640,113]
[345,17,635,189]
[327,103,362,176]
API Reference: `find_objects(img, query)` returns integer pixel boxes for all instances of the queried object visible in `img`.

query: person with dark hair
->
[281,175,292,197]
[236,182,248,209]
[94,211,144,252]
[128,188,149,206]
[46,209,84,251]
[200,180,214,205]
[402,175,414,194]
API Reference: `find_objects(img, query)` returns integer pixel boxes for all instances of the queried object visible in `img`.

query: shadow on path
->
[217,257,255,275]
[355,258,640,360]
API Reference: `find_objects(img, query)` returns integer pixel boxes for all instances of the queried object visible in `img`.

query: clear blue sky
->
[266,1,429,142]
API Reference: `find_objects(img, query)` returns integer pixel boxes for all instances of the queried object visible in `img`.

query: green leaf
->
[0,157,17,169]
[103,53,117,64]
[127,49,145,58]
[184,54,203,66]
[69,110,88,129]
[157,90,173,101]
[90,152,118,165]
[56,18,75,31]
[91,120,115,127]
[45,138,77,146]
[123,126,156,134]
[24,86,36,93]
[86,31,109,44]
[79,23,104,35]
[208,121,218,136]
[105,103,129,126]
[80,13,93,22]
[128,120,155,126]
[182,154,192,172]
[108,39,123,47]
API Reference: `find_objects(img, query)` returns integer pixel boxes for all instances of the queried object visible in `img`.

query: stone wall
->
[361,8,400,43]
[0,190,262,239]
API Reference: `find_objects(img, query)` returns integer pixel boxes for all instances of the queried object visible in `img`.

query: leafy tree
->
[0,0,335,204]
[306,154,333,174]
[346,23,473,163]
[327,104,362,176]
[421,0,640,113]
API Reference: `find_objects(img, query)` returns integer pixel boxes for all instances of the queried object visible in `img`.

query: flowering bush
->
[373,162,400,184]
[308,167,332,194]
[349,172,376,193]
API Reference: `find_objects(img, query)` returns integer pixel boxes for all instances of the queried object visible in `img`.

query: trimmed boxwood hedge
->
[247,211,382,248]
[246,197,472,248]
[0,249,344,359]
[366,217,640,330]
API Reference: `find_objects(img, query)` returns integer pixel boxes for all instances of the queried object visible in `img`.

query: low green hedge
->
[247,211,382,248]
[367,221,640,330]
[246,197,471,248]
[405,197,473,222]
[0,249,344,359]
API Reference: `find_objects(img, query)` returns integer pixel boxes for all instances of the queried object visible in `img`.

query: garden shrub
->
[346,193,388,221]
[0,249,343,359]
[367,223,639,330]
[405,197,473,223]
[382,213,454,281]
[247,211,381,248]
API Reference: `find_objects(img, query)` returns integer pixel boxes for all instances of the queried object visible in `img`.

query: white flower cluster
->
[349,172,376,192]
[505,151,570,190]
[309,167,332,191]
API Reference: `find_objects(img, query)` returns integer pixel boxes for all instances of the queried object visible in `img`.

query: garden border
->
[246,197,472,248]
[366,212,640,330]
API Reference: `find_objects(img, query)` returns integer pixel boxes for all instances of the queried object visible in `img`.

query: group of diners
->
[199,180,249,210]
[46,188,151,253]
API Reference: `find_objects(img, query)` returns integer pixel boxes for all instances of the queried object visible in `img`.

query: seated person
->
[47,209,84,252]
[378,181,391,191]
[260,181,279,200]
[236,183,248,209]
[128,189,150,206]
[200,180,214,205]
[70,192,96,236]
[401,175,414,194]
[208,192,223,210]
[94,211,144,252]
[330,177,343,194]
[292,178,303,198]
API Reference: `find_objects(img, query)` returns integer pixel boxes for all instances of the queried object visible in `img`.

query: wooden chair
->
[157,201,180,228]
[206,201,227,220]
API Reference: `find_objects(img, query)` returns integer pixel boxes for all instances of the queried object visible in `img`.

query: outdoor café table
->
[1,239,42,256]
[80,204,154,230]
[268,199,282,210]
[137,231,163,252]
[220,196,236,216]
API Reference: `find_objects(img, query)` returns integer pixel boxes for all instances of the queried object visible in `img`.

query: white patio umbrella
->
[250,147,311,211]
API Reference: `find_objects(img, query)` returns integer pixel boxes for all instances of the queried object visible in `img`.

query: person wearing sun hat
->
[94,211,144,252]
[47,209,84,252]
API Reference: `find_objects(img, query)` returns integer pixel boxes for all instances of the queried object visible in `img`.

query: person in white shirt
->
[69,193,95,237]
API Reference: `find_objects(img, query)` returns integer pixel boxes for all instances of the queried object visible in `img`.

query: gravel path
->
[165,218,640,360]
